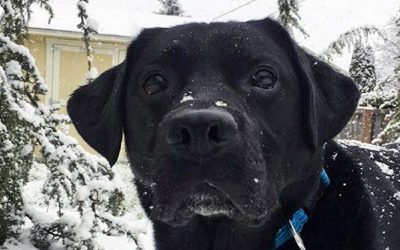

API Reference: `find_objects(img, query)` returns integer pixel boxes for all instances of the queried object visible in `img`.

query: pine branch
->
[277,0,308,37]
[77,0,98,81]
[0,0,53,44]
[321,25,386,61]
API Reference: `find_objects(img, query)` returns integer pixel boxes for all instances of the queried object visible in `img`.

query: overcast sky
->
[30,0,400,70]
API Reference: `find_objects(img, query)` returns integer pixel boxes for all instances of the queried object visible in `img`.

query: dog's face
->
[68,18,359,227]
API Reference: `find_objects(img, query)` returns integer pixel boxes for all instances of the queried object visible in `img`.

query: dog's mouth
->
[151,180,278,227]
[182,182,236,217]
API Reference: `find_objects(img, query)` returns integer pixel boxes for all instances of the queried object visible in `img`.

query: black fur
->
[67,18,400,249]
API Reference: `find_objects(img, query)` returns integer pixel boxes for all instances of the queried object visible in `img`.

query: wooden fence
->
[336,107,392,143]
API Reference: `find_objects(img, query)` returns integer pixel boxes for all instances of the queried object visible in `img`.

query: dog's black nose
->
[165,108,238,154]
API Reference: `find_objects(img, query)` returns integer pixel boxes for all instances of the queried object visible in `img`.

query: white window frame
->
[45,37,127,106]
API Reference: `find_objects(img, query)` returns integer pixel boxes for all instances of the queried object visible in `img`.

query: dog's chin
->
[155,203,274,228]
[152,183,277,227]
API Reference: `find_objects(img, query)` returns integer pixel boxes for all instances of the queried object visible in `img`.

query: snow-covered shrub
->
[372,11,400,144]
[372,92,400,145]
[0,1,149,249]
[394,14,400,85]
[358,76,398,109]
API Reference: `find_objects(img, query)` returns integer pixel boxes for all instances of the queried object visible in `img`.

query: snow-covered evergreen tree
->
[277,0,308,37]
[349,43,377,93]
[0,1,147,249]
[0,0,52,244]
[157,0,183,16]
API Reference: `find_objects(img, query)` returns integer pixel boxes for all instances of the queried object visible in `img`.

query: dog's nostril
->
[167,126,191,145]
[208,125,223,143]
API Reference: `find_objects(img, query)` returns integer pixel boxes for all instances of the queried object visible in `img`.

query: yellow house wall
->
[25,33,129,162]
[26,35,47,77]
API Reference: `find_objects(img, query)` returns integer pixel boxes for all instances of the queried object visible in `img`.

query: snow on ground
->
[28,0,400,71]
[338,139,386,151]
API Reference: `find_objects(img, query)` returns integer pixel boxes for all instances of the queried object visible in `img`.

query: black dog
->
[67,18,400,250]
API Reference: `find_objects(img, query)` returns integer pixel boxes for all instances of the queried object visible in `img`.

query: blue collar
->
[274,169,331,249]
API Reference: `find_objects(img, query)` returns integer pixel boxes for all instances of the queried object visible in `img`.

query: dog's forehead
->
[164,22,264,47]
[142,22,281,63]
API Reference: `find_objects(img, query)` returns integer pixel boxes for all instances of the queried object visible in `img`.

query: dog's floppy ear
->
[250,18,360,147]
[67,63,125,165]
[67,27,165,165]
[297,47,360,147]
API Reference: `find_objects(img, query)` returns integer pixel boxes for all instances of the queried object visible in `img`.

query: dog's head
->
[67,18,359,227]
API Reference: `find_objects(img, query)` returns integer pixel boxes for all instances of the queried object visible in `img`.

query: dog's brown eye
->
[143,74,167,95]
[250,69,277,89]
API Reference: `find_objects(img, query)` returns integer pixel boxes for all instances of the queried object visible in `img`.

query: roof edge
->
[29,27,132,43]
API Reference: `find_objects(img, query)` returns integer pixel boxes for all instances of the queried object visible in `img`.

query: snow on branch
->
[321,25,386,61]
[77,0,98,81]
[0,36,47,98]
[277,0,308,38]
[0,0,53,44]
